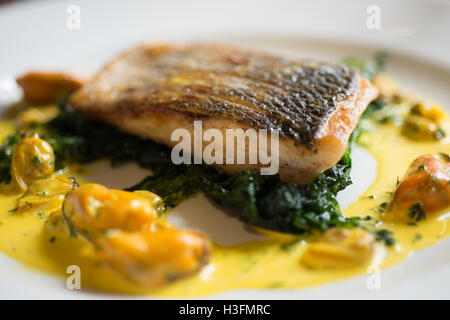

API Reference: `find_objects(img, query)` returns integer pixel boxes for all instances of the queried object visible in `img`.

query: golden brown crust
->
[69,43,378,183]
[70,43,372,146]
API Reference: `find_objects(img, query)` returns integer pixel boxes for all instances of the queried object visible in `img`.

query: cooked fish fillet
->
[69,43,378,183]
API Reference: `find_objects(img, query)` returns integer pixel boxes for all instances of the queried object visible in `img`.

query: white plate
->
[0,0,449,299]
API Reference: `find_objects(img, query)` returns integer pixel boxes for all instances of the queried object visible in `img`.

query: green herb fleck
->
[101,231,110,238]
[412,233,423,243]
[280,239,301,253]
[68,226,77,238]
[31,156,41,165]
[343,50,388,80]
[374,229,395,246]
[408,203,426,222]
[378,202,389,213]
[94,209,102,219]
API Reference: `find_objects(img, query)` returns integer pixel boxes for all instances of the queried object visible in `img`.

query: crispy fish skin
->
[69,43,378,183]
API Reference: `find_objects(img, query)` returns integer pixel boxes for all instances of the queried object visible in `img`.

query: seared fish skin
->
[69,43,378,183]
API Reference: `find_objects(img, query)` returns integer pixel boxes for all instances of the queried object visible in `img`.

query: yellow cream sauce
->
[0,112,448,297]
